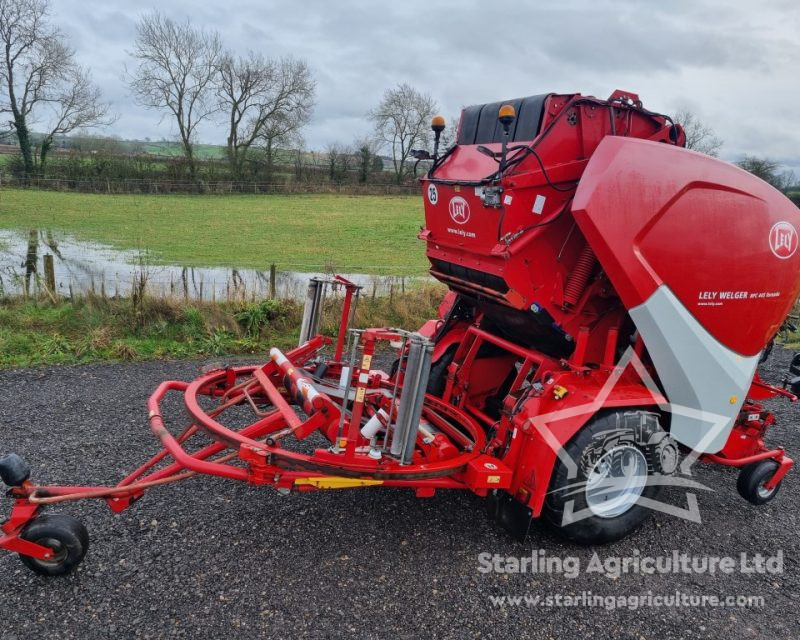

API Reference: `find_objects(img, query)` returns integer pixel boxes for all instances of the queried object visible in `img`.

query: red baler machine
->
[3,90,800,576]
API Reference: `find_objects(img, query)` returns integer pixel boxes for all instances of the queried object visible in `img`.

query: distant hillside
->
[0,132,394,168]
[137,141,228,160]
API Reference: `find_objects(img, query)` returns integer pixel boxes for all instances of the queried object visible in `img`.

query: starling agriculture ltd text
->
[476,549,784,580]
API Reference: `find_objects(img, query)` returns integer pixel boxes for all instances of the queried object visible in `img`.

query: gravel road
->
[1,350,799,639]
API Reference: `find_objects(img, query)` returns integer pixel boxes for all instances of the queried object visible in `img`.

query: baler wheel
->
[736,460,781,505]
[543,410,668,545]
[18,514,89,576]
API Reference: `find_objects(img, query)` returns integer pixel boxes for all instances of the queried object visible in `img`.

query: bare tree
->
[38,65,113,170]
[129,12,221,179]
[439,113,460,150]
[673,108,723,157]
[217,53,314,179]
[737,156,795,192]
[255,64,314,179]
[291,142,309,182]
[0,0,110,176]
[307,148,325,180]
[370,83,437,184]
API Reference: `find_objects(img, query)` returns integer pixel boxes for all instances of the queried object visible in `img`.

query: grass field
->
[0,188,427,274]
[141,141,227,159]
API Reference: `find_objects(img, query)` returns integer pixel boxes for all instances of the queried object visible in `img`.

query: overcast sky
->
[52,0,799,173]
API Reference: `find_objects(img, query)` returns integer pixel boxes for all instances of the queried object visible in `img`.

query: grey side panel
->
[629,286,759,453]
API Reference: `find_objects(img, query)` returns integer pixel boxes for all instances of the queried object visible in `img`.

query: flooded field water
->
[0,229,428,301]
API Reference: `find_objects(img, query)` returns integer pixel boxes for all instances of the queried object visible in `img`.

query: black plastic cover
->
[457,94,550,145]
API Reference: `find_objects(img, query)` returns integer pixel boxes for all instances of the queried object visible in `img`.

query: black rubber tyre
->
[543,411,668,545]
[19,514,89,576]
[0,453,30,487]
[426,347,456,397]
[736,460,781,505]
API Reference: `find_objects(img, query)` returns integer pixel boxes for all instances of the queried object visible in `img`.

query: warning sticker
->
[532,194,546,215]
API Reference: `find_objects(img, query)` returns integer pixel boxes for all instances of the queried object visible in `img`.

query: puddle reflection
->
[0,229,428,301]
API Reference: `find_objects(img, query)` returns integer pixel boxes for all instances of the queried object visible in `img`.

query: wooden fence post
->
[269,264,277,299]
[43,254,56,297]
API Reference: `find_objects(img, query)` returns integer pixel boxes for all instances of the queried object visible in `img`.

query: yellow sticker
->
[355,387,366,402]
[361,354,372,370]
[488,475,501,484]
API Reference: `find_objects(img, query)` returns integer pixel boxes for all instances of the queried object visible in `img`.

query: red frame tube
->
[147,381,250,482]
[333,276,359,361]
[701,450,794,490]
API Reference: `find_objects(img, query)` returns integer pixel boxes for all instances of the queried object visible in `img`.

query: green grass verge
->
[0,285,444,368]
[0,189,427,275]
[0,297,292,368]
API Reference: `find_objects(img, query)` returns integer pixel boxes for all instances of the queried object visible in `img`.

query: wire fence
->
[0,259,434,304]
[0,175,422,196]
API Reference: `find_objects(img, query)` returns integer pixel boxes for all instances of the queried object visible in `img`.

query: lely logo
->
[449,196,470,225]
[769,221,797,259]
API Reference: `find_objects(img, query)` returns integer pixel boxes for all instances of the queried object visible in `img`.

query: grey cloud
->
[45,0,799,172]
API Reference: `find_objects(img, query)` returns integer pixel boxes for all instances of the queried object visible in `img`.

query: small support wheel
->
[0,453,30,487]
[18,514,89,576]
[737,460,781,505]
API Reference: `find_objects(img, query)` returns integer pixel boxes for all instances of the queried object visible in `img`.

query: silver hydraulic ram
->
[390,333,434,465]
